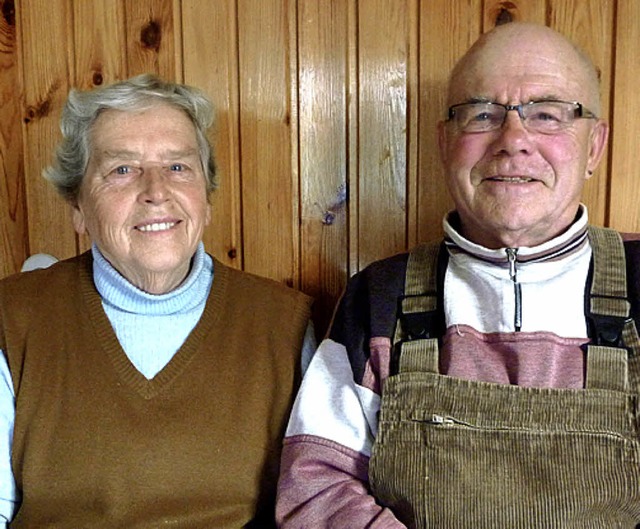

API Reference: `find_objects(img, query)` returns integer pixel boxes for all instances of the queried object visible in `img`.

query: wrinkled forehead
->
[447,25,600,112]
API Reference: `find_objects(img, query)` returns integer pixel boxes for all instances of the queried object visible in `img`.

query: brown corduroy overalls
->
[369,226,640,528]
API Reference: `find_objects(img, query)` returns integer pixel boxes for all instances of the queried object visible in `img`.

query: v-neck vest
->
[0,251,311,528]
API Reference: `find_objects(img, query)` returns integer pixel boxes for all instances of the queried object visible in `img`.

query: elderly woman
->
[0,75,312,528]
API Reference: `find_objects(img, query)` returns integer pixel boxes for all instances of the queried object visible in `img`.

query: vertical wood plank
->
[548,0,614,228]
[124,0,177,79]
[298,0,349,335]
[237,0,295,284]
[181,0,243,269]
[405,0,419,248]
[0,0,27,276]
[73,0,126,91]
[417,0,481,244]
[609,0,640,232]
[19,0,76,260]
[357,0,410,269]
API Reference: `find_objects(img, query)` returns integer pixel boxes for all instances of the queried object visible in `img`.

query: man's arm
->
[0,349,19,525]
[276,339,405,528]
[277,256,409,528]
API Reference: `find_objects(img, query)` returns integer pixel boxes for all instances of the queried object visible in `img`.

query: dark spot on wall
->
[495,8,514,25]
[2,0,15,27]
[23,80,60,124]
[93,71,103,86]
[140,20,161,52]
[24,100,50,123]
[227,248,237,259]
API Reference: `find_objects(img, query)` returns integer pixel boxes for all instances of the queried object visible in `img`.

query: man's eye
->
[530,111,561,122]
[169,163,185,172]
[470,111,494,122]
[115,165,131,175]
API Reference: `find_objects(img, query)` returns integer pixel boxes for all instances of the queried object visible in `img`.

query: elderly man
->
[0,75,312,527]
[277,22,640,528]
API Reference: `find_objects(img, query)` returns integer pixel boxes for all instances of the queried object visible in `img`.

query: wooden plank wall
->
[1,0,638,337]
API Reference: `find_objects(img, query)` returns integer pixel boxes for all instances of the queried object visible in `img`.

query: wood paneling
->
[298,0,349,332]
[19,0,76,259]
[609,0,640,232]
[357,0,411,270]
[2,0,639,337]
[0,0,26,277]
[182,0,243,269]
[237,0,296,285]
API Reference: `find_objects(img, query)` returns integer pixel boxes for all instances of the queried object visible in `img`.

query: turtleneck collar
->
[443,204,590,265]
[91,242,213,316]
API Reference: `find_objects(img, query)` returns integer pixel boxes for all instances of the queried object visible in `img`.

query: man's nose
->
[491,109,533,155]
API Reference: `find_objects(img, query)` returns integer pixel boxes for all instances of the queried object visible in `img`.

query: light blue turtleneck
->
[93,242,214,379]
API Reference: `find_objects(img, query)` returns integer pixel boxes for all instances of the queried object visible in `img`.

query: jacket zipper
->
[505,247,522,332]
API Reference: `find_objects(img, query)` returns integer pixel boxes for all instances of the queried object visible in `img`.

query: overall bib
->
[369,227,640,528]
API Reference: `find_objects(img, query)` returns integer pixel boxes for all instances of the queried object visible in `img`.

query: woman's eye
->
[115,165,131,175]
[169,163,185,172]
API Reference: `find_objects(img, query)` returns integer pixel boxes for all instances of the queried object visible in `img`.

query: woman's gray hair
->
[44,74,217,204]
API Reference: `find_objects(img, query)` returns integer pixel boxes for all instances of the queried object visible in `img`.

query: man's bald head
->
[447,22,602,115]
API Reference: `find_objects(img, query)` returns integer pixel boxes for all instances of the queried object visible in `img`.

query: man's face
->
[73,103,211,293]
[438,28,608,248]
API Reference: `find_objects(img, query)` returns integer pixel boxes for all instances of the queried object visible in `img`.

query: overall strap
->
[585,226,639,391]
[392,241,445,374]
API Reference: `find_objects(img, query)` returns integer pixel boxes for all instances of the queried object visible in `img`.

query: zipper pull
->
[505,247,522,332]
[430,414,454,425]
[506,247,518,282]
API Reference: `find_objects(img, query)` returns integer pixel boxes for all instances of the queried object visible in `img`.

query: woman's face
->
[73,103,211,294]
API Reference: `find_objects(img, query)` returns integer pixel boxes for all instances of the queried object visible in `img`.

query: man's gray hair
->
[44,74,217,204]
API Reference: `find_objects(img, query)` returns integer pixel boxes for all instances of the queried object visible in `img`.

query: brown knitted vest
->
[0,252,311,528]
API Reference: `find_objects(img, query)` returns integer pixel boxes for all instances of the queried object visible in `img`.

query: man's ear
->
[586,119,609,178]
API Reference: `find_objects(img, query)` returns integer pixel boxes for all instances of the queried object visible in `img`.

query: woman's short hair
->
[44,74,217,204]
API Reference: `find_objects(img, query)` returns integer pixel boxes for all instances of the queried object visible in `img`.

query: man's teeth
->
[491,176,533,182]
[138,222,176,232]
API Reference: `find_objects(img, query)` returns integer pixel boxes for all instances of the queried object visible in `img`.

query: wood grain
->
[182,0,243,269]
[237,0,295,284]
[0,0,26,276]
[609,0,640,232]
[19,0,76,261]
[357,0,409,269]
[124,0,176,78]
[298,0,349,335]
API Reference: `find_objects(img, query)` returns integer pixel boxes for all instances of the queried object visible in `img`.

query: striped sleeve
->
[276,255,409,528]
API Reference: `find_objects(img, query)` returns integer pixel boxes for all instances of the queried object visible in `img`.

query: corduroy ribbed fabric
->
[370,227,640,528]
[0,251,311,528]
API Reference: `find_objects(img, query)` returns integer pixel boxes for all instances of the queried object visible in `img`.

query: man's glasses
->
[446,100,598,134]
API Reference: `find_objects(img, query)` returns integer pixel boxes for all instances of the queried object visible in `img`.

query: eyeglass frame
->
[446,99,599,134]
